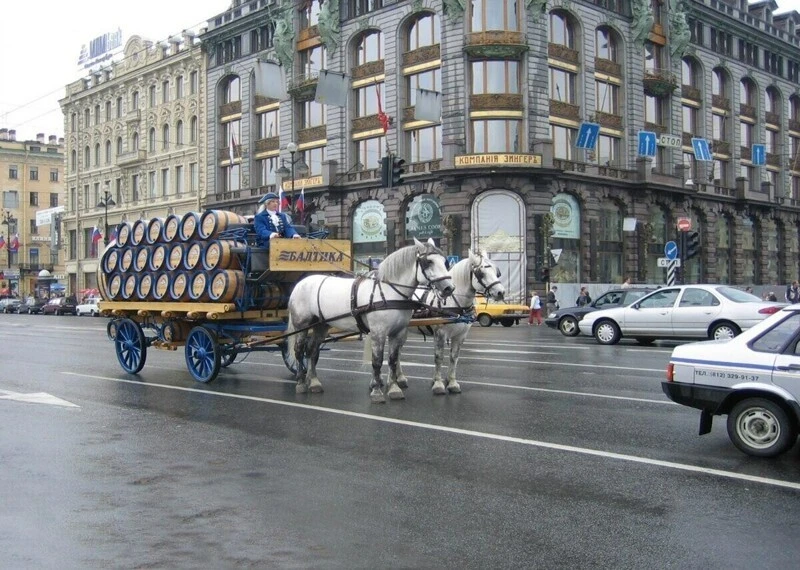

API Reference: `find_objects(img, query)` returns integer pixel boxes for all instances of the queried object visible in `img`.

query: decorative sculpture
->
[631,0,654,45]
[273,6,295,70]
[318,0,340,56]
[669,0,691,58]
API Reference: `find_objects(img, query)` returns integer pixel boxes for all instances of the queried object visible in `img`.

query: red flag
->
[296,187,305,213]
[376,83,390,133]
[0,234,5,249]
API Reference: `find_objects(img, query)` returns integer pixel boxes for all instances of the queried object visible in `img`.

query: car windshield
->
[624,290,650,303]
[716,286,762,303]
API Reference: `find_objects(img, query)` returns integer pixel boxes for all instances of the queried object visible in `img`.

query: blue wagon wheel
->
[107,319,119,340]
[185,326,221,383]
[220,348,237,368]
[114,318,147,374]
[280,341,307,374]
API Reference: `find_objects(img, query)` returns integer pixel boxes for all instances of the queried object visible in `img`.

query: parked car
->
[578,285,784,345]
[663,306,800,457]
[19,298,48,314]
[76,297,101,316]
[473,295,530,327]
[42,296,78,316]
[545,287,655,336]
[0,298,22,313]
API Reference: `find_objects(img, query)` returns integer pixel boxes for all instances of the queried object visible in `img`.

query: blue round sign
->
[664,241,678,261]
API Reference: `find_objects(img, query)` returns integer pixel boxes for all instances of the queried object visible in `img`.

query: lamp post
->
[2,210,16,268]
[97,187,116,246]
[275,141,309,219]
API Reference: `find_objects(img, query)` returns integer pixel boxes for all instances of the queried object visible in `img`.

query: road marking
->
[61,372,798,491]
[0,389,79,408]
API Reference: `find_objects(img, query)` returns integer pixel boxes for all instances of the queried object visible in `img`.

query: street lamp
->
[275,141,309,219]
[97,188,116,246]
[2,210,16,268]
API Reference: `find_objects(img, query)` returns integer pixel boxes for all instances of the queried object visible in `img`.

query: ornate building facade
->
[59,34,206,293]
[0,129,65,297]
[201,0,800,302]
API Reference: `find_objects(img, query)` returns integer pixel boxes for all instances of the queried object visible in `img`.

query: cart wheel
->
[185,326,221,383]
[107,319,119,340]
[220,349,237,368]
[280,341,307,375]
[114,318,147,374]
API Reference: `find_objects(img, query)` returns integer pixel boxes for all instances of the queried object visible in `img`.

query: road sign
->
[35,206,65,226]
[658,134,682,148]
[752,144,766,166]
[676,217,692,231]
[446,255,459,268]
[551,248,563,264]
[691,138,713,162]
[638,131,657,157]
[664,240,678,261]
[657,258,681,267]
[576,122,600,150]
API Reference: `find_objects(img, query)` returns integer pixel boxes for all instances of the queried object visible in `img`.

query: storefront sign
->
[405,194,442,240]
[455,154,542,167]
[353,200,386,244]
[550,193,580,240]
[280,175,324,191]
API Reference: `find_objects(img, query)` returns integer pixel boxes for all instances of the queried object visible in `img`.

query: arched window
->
[132,132,139,151]
[766,86,781,119]
[595,27,619,62]
[407,12,440,51]
[598,201,623,283]
[70,149,77,172]
[132,90,139,110]
[116,136,123,156]
[105,139,111,164]
[84,145,90,167]
[190,116,198,142]
[162,124,170,150]
[549,11,574,48]
[148,128,156,152]
[116,96,123,118]
[175,120,184,146]
[712,68,728,99]
[681,58,701,89]
[740,78,757,109]
[94,143,101,166]
[355,31,383,66]
[470,0,519,32]
[221,75,241,104]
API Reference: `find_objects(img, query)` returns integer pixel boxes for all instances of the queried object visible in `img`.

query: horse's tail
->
[283,309,299,371]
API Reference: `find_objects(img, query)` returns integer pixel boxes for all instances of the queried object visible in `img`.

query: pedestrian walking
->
[621,277,632,288]
[529,291,543,326]
[785,281,800,304]
[546,286,559,316]
[576,286,592,307]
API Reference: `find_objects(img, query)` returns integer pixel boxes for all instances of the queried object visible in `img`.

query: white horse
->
[413,251,505,395]
[284,238,455,403]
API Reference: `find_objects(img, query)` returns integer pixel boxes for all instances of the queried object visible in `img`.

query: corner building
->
[202,0,800,302]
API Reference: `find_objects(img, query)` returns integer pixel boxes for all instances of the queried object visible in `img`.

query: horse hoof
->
[432,380,447,395]
[308,378,324,393]
[387,384,405,400]
[296,383,308,394]
[447,382,462,394]
[370,389,386,404]
[396,377,409,389]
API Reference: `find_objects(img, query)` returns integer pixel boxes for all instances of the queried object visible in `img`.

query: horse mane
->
[377,242,443,283]
[450,257,476,294]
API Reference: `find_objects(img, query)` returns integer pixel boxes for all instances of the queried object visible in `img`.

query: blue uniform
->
[254,210,298,248]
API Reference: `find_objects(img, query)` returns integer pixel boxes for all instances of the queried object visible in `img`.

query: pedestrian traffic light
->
[686,231,700,260]
[541,267,550,282]
[391,156,406,187]
[379,155,391,188]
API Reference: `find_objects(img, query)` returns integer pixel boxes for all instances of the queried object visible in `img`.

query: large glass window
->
[302,146,326,176]
[595,81,619,114]
[221,76,241,104]
[356,136,385,171]
[472,120,521,153]
[549,68,576,102]
[407,126,442,162]
[407,13,440,50]
[551,124,576,160]
[470,0,519,32]
[407,69,441,106]
[301,45,327,76]
[596,27,618,61]
[257,156,278,187]
[595,135,620,166]
[302,101,327,128]
[355,83,383,117]
[300,0,322,28]
[471,61,519,94]
[257,109,279,138]
[549,11,573,47]
[356,31,383,65]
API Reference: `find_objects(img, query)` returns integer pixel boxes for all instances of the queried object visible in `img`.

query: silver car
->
[579,285,785,345]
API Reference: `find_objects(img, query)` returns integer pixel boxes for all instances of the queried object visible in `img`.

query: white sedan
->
[578,285,784,345]
[76,297,101,316]
[663,306,800,457]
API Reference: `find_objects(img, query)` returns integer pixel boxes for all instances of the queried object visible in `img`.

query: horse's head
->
[414,238,455,299]
[469,250,505,301]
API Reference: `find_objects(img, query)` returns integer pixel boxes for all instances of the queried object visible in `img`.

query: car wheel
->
[594,320,621,345]
[500,318,514,327]
[710,321,740,341]
[477,314,493,327]
[558,316,580,337]
[635,337,655,346]
[726,398,796,457]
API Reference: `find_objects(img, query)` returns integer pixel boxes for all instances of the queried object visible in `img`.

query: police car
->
[662,306,800,457]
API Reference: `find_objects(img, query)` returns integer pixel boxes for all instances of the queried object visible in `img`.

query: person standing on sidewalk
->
[546,286,559,316]
[529,291,543,326]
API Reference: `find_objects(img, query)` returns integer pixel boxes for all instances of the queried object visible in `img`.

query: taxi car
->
[473,295,530,327]
[662,306,800,457]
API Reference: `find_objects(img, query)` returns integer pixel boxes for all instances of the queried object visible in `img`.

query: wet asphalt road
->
[1,314,799,569]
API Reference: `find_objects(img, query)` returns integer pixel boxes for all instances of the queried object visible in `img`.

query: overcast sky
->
[2,0,800,141]
[0,0,229,141]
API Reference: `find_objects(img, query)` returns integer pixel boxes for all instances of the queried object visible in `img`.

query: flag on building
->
[296,187,305,213]
[0,233,5,249]
[92,226,102,245]
[314,70,348,107]
[229,131,237,164]
[109,226,118,243]
[8,234,19,252]
[376,83,390,133]
[278,187,289,213]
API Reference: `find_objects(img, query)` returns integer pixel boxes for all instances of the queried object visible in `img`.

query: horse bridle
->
[472,259,502,296]
[415,251,451,290]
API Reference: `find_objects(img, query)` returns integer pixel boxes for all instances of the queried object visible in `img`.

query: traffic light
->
[379,156,391,188]
[685,231,700,260]
[540,267,550,282]
[391,156,406,187]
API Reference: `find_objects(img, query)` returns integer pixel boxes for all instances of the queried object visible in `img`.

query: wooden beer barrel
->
[188,272,210,302]
[259,282,287,309]
[162,214,181,242]
[98,270,109,301]
[162,320,191,342]
[130,219,147,246]
[179,212,200,241]
[208,270,245,303]
[120,274,138,300]
[116,222,132,247]
[137,273,154,300]
[119,247,135,272]
[149,244,168,272]
[107,273,123,300]
[202,240,241,271]
[168,271,191,301]
[166,243,186,271]
[103,247,120,274]
[146,218,165,245]
[153,273,170,301]
[198,210,248,239]
[134,246,150,272]
[183,241,203,271]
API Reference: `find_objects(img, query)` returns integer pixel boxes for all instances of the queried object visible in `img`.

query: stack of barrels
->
[99,210,251,305]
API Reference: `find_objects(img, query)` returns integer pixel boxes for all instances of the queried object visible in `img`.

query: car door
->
[672,287,722,337]
[767,314,800,401]
[622,288,680,335]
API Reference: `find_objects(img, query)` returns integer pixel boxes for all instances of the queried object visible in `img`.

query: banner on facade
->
[405,194,442,240]
[315,70,349,107]
[414,88,441,122]
[550,193,580,239]
[254,60,288,101]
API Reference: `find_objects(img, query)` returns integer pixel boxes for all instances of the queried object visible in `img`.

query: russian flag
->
[109,226,118,243]
[279,187,290,213]
[296,187,305,213]
[0,233,5,249]
[92,226,102,245]
[8,234,19,252]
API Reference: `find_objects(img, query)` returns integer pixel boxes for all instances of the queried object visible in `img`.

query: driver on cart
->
[254,192,301,248]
